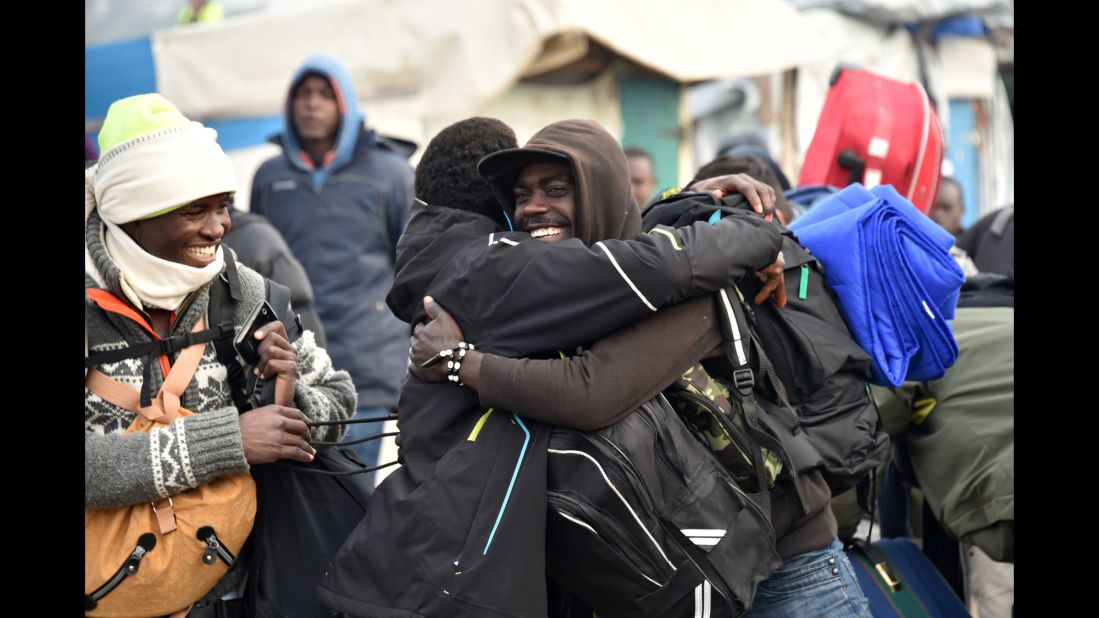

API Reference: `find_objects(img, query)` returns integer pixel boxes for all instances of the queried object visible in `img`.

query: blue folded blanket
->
[787,184,964,386]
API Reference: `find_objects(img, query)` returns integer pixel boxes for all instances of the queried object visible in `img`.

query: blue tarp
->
[788,184,964,386]
[89,115,282,156]
[86,36,281,152]
[86,37,157,121]
[202,116,283,151]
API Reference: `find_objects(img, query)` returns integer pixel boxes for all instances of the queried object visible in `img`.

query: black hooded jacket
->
[319,120,783,618]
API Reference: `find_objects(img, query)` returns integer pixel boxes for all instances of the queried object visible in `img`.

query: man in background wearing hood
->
[251,54,415,474]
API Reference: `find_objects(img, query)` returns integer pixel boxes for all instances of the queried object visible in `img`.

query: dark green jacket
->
[873,304,1014,562]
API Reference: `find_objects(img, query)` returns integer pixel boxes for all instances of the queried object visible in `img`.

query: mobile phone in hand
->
[233,300,279,366]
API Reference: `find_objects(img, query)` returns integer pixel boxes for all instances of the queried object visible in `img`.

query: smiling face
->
[511,162,577,243]
[121,193,233,267]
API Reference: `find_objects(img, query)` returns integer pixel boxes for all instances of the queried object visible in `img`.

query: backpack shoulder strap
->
[86,317,209,423]
[210,255,301,410]
[717,284,811,514]
[83,288,232,376]
[210,255,250,410]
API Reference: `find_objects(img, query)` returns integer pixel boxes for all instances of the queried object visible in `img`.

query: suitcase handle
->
[838,150,865,186]
[848,539,903,593]
[874,561,902,593]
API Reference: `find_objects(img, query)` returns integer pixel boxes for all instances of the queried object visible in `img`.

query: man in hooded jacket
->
[250,54,415,472]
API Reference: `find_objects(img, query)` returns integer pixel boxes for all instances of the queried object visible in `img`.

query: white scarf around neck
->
[103,218,223,312]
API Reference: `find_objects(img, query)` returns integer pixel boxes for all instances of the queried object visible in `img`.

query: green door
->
[620,74,682,200]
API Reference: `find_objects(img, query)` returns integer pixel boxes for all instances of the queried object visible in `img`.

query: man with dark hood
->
[319,119,787,617]
[250,54,415,473]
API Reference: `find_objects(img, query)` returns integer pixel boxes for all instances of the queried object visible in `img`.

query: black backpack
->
[643,192,890,504]
[546,395,781,618]
[544,246,818,617]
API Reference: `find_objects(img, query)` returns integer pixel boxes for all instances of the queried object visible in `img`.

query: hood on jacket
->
[478,119,640,246]
[281,54,365,186]
[386,201,502,323]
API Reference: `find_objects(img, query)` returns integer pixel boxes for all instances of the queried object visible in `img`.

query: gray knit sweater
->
[84,209,357,508]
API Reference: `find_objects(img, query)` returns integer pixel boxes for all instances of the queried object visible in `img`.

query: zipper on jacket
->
[86,533,156,608]
[482,413,532,556]
[197,526,236,568]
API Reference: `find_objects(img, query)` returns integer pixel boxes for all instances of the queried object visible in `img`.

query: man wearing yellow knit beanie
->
[84,94,356,617]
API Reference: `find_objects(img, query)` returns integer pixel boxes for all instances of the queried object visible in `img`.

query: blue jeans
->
[744,539,871,617]
[342,406,388,482]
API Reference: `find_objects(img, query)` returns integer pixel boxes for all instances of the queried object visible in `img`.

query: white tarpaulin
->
[154,0,827,124]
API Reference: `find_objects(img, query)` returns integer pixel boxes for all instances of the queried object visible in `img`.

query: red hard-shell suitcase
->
[799,67,944,214]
